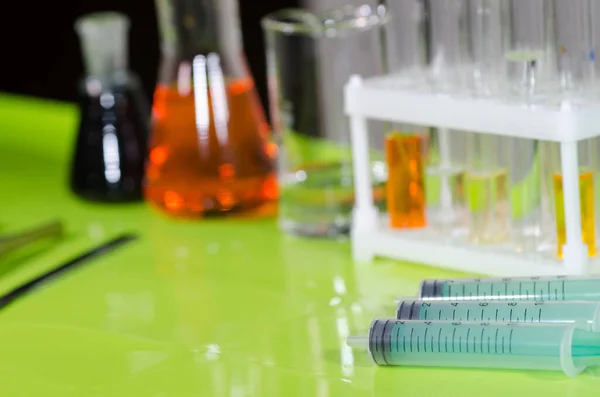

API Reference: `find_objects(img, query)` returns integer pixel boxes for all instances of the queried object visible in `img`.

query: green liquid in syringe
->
[418,275,600,301]
[348,319,600,376]
[396,299,600,331]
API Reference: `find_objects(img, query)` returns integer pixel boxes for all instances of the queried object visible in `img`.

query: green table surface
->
[0,93,599,396]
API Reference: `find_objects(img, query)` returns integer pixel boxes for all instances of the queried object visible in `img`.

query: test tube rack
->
[346,73,600,277]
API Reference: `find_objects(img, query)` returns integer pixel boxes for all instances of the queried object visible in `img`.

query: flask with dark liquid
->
[71,12,149,202]
[145,0,277,218]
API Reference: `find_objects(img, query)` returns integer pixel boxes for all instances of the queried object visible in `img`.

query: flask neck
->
[156,0,243,62]
[75,12,130,81]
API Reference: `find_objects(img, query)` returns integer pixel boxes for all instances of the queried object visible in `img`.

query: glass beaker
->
[262,6,389,237]
[71,12,150,202]
[145,0,277,218]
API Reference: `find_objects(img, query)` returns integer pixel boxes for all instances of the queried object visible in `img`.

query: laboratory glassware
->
[386,131,426,228]
[0,221,63,258]
[347,319,597,377]
[262,6,388,236]
[553,0,594,101]
[424,128,466,233]
[508,138,542,253]
[383,0,427,87]
[417,274,600,301]
[146,0,277,218]
[464,132,509,243]
[427,0,470,91]
[71,12,149,202]
[468,0,506,96]
[541,141,597,258]
[396,298,600,331]
[504,0,555,100]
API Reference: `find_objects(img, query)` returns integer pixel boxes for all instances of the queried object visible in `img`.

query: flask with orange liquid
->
[145,0,277,218]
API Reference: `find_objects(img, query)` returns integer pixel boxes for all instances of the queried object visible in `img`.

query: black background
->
[0,0,297,112]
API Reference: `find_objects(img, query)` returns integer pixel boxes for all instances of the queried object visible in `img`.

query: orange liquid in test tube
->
[553,171,596,258]
[385,133,426,228]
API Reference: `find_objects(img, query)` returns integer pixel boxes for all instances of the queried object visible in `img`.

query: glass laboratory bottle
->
[71,12,149,202]
[146,0,277,218]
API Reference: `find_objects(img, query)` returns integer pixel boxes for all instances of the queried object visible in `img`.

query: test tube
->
[384,0,427,86]
[504,0,554,100]
[541,141,597,259]
[425,128,466,233]
[553,0,594,100]
[347,319,596,377]
[428,0,470,91]
[468,0,506,95]
[396,299,600,331]
[385,129,427,228]
[508,138,542,252]
[464,132,509,243]
[417,274,600,301]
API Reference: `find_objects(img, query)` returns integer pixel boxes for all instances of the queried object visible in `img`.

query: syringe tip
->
[346,336,369,349]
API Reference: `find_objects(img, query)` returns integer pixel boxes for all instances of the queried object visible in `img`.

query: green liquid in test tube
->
[347,319,600,377]
[396,299,600,331]
[418,275,600,301]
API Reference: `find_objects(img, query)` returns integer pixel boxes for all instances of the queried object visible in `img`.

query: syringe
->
[347,319,600,377]
[396,299,600,331]
[418,275,600,301]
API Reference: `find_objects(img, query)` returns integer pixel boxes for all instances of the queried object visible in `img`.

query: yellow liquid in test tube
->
[553,172,596,258]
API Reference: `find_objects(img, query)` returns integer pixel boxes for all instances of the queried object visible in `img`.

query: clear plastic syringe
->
[347,319,600,377]
[396,299,600,331]
[418,275,600,301]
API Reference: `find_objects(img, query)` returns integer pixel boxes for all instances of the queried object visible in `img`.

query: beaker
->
[427,0,471,92]
[541,141,598,259]
[503,0,555,101]
[464,132,510,244]
[262,6,389,237]
[146,0,277,218]
[553,0,595,102]
[71,12,150,202]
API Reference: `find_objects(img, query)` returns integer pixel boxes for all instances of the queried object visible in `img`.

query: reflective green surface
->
[0,93,600,396]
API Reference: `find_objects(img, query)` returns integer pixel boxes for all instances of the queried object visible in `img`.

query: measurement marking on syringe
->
[466,329,471,353]
[453,310,456,320]
[524,309,528,322]
[495,329,499,353]
[533,282,536,298]
[467,310,470,321]
[487,336,491,353]
[438,311,441,320]
[480,329,484,353]
[403,335,406,352]
[495,309,498,321]
[562,281,565,300]
[424,328,429,352]
[502,337,505,353]
[452,329,456,352]
[554,289,558,300]
[538,308,542,321]
[481,309,484,320]
[445,336,448,352]
[395,328,400,352]
[424,310,428,319]
[417,336,420,352]
[438,329,442,352]
[410,328,414,352]
[547,282,551,300]
[519,284,522,299]
[509,309,513,321]
[509,329,514,353]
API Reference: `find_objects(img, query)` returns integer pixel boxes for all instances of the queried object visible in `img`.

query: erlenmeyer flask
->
[71,12,150,202]
[146,0,278,218]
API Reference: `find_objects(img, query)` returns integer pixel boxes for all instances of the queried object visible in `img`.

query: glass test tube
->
[384,0,427,86]
[347,319,597,377]
[464,132,509,243]
[386,129,427,228]
[553,0,594,100]
[396,299,600,331]
[504,0,554,100]
[428,0,470,91]
[542,142,597,259]
[417,274,600,301]
[468,0,506,95]
[425,128,466,232]
[509,138,542,253]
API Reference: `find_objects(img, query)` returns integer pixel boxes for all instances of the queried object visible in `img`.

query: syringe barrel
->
[396,299,600,331]
[418,275,600,301]
[366,319,584,377]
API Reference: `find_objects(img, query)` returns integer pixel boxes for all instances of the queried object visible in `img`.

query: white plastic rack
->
[345,73,600,276]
